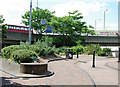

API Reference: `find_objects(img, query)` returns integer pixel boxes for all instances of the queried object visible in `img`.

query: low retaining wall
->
[20,63,48,75]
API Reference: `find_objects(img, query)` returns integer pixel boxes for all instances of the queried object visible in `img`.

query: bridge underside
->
[2,39,120,47]
[84,42,120,46]
[2,31,120,47]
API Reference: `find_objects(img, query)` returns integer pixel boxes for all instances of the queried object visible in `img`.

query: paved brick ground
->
[0,58,93,86]
[74,55,118,85]
[107,61,118,69]
[0,55,119,86]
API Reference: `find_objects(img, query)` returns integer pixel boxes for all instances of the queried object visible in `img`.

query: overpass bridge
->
[2,31,120,46]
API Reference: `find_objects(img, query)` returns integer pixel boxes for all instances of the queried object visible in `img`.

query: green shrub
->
[42,45,56,56]
[55,46,67,55]
[70,45,84,55]
[1,42,30,59]
[1,45,26,59]
[97,48,112,57]
[20,42,30,50]
[59,53,65,56]
[103,48,112,56]
[11,49,38,63]
[2,40,57,60]
[29,45,42,56]
[97,51,106,56]
[30,41,56,56]
[86,44,101,55]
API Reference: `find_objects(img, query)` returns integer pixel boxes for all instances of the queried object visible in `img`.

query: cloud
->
[50,1,107,17]
[0,0,29,25]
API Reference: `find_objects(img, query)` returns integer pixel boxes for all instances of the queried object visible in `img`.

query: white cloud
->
[50,1,107,17]
[0,0,29,25]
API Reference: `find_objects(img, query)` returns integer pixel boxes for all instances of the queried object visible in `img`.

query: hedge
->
[11,49,38,63]
[1,45,26,59]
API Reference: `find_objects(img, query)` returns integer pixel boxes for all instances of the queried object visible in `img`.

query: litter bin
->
[66,49,73,59]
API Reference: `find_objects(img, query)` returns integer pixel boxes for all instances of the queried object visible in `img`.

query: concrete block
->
[20,63,48,75]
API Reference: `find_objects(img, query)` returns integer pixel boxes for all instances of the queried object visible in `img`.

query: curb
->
[0,58,66,78]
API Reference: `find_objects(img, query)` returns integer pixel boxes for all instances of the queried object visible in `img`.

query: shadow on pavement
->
[2,77,22,86]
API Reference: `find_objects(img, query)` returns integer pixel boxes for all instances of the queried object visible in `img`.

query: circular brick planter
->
[20,63,48,75]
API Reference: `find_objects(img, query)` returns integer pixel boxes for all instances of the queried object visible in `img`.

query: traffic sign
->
[41,20,47,24]
[47,27,55,29]
[45,30,52,33]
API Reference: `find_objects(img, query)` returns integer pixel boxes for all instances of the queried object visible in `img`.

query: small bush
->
[70,45,84,55]
[1,45,26,59]
[55,46,67,55]
[1,42,30,59]
[97,51,106,56]
[30,41,56,56]
[86,44,101,55]
[11,49,38,63]
[97,48,112,57]
[103,48,112,56]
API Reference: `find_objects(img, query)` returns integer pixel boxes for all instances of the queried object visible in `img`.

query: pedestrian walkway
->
[0,55,119,86]
[0,57,93,86]
[74,55,118,85]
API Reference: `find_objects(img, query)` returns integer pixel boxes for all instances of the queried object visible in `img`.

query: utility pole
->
[95,19,96,30]
[37,0,38,8]
[29,0,32,46]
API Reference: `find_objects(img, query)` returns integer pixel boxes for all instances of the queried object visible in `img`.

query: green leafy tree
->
[49,16,76,46]
[0,15,7,39]
[49,10,95,46]
[22,7,55,40]
[68,10,95,36]
[0,15,5,24]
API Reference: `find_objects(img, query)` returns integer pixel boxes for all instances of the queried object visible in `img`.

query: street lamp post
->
[29,0,32,46]
[95,19,96,30]
[95,19,101,30]
[104,10,108,31]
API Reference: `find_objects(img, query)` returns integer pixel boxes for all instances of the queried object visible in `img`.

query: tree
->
[49,10,95,46]
[0,15,7,40]
[49,16,75,46]
[68,10,94,36]
[0,15,5,24]
[22,7,55,35]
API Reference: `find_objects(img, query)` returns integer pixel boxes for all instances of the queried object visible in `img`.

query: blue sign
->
[47,27,55,29]
[45,30,52,33]
[41,21,47,24]
[47,25,55,29]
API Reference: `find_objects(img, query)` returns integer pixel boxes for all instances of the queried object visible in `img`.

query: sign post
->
[41,20,47,45]
[29,0,32,46]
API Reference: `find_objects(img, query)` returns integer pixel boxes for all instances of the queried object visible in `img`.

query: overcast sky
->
[0,0,118,31]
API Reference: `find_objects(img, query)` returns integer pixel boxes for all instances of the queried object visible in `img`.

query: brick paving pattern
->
[0,55,119,86]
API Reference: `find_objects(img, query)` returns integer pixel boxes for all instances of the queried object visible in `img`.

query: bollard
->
[118,47,120,62]
[92,50,95,68]
[77,48,79,58]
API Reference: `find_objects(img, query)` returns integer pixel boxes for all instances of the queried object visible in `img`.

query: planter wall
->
[20,63,48,75]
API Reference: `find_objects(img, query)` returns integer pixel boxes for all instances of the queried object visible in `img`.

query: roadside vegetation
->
[1,41,112,64]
